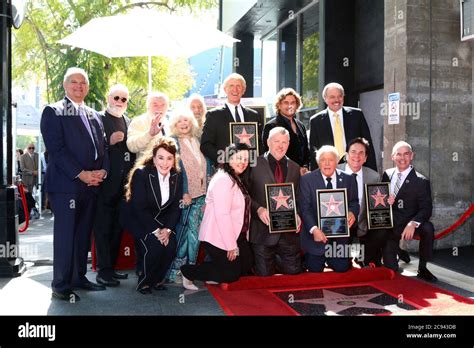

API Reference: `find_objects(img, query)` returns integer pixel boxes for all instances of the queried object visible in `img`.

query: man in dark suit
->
[299,146,359,272]
[41,67,109,302]
[309,82,377,171]
[20,143,40,219]
[382,141,437,282]
[200,73,262,165]
[338,137,384,266]
[249,127,302,276]
[93,84,135,287]
[262,88,310,174]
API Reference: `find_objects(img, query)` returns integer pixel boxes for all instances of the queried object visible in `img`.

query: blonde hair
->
[223,73,246,90]
[169,108,201,138]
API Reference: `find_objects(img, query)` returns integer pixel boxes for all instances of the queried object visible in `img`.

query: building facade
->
[222,0,473,249]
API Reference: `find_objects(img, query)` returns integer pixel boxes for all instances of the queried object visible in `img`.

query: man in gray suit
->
[20,143,40,219]
[338,137,386,266]
[249,127,302,276]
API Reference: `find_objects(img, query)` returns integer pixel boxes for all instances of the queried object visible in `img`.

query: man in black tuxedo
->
[41,67,109,301]
[309,82,376,171]
[93,84,135,287]
[299,146,359,272]
[249,127,302,276]
[200,73,262,165]
[382,141,437,282]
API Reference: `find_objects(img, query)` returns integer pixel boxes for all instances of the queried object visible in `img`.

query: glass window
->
[261,31,278,117]
[301,4,320,113]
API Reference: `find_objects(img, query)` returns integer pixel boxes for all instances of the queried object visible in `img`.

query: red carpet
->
[207,268,474,316]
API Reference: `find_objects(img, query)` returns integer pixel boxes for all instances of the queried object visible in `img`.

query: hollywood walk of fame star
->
[271,189,291,210]
[294,289,387,315]
[371,188,387,208]
[234,127,255,146]
[321,195,343,216]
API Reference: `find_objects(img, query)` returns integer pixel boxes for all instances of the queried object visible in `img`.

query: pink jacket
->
[199,170,247,251]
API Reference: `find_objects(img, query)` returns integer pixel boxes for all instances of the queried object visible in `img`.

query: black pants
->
[251,234,301,276]
[93,194,124,277]
[181,234,253,283]
[383,221,434,270]
[137,233,176,289]
[361,229,391,266]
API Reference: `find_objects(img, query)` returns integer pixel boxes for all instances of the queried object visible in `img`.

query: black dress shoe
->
[137,286,152,295]
[75,281,106,291]
[96,275,120,287]
[417,268,438,282]
[397,249,411,263]
[52,290,81,302]
[112,271,128,279]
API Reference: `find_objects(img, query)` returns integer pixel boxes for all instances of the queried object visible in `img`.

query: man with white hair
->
[200,73,262,165]
[93,84,135,287]
[309,82,377,171]
[382,141,437,281]
[41,67,109,301]
[299,145,359,272]
[249,127,302,276]
[127,91,169,157]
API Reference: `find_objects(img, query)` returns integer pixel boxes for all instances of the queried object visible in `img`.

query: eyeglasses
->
[113,96,128,103]
[28,147,35,150]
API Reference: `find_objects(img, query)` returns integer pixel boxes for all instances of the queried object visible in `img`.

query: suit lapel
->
[342,108,352,142]
[321,111,334,144]
[223,104,236,123]
[396,168,416,198]
[262,153,276,181]
[148,169,162,217]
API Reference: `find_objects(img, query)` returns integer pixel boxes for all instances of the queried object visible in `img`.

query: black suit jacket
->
[40,97,109,194]
[262,114,310,168]
[99,111,136,203]
[249,153,301,246]
[309,107,376,171]
[121,166,183,240]
[200,104,262,164]
[299,169,359,255]
[382,167,432,236]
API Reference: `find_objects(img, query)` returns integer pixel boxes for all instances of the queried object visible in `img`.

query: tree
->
[12,0,217,117]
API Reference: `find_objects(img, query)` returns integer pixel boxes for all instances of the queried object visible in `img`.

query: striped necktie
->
[394,172,403,196]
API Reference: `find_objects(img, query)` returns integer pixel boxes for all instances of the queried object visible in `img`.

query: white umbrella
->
[58,10,239,91]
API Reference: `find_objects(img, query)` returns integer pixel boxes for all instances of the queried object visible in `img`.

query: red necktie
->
[275,160,284,183]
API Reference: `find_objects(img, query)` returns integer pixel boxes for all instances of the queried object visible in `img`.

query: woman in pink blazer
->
[180,143,253,289]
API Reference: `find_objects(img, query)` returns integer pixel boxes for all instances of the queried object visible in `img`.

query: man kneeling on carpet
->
[299,145,359,272]
[382,141,437,282]
[248,127,302,276]
[180,143,254,289]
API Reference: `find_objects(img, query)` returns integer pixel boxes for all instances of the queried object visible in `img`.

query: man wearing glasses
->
[20,143,39,219]
[41,67,109,302]
[93,84,135,287]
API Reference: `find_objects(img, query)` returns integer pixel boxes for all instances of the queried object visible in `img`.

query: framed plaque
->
[365,183,393,229]
[229,122,259,154]
[265,183,298,233]
[316,188,350,238]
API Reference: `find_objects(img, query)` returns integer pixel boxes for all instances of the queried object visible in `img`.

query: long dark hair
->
[125,137,179,201]
[217,143,250,188]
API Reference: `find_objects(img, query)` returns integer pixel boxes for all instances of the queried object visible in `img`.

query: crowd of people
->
[40,67,437,302]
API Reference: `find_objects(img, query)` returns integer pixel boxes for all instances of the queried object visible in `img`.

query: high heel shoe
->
[182,275,198,291]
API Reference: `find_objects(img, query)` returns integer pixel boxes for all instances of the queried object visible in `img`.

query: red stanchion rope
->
[17,183,30,233]
[414,203,474,240]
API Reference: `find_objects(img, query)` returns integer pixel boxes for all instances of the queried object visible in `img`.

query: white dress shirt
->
[157,171,170,206]
[226,102,244,122]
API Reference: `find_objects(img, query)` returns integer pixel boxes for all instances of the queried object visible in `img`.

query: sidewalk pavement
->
[0,210,472,315]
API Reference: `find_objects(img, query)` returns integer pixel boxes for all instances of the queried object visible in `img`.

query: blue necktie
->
[78,106,98,160]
